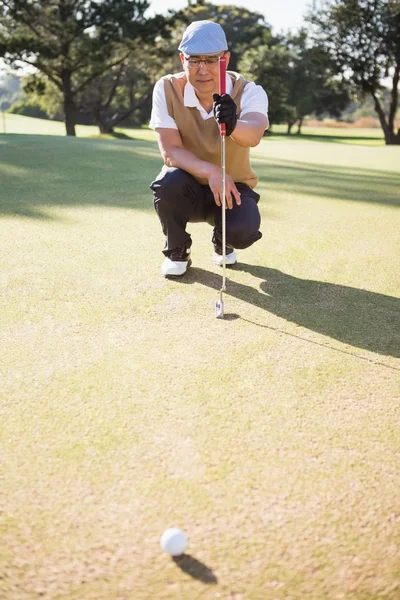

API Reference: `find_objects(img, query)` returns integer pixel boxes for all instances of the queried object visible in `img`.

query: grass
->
[0,112,156,142]
[0,112,386,145]
[0,117,399,600]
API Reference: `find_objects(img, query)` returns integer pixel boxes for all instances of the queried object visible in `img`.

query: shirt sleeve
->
[240,82,269,119]
[149,78,179,130]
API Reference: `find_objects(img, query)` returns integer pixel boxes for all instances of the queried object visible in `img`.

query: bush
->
[303,119,352,128]
[354,117,381,129]
[303,117,382,129]
[8,100,49,119]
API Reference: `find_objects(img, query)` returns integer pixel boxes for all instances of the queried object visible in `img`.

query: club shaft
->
[215,54,227,317]
[221,135,226,291]
[219,55,227,297]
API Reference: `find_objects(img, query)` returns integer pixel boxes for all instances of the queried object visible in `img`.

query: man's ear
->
[179,53,185,67]
[225,52,231,69]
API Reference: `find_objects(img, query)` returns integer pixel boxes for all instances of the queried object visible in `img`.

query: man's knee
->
[150,168,194,204]
[227,202,262,249]
[228,229,262,249]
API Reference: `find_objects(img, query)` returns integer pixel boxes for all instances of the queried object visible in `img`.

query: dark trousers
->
[150,167,262,257]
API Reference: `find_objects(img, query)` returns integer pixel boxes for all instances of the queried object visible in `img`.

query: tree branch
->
[8,55,63,90]
[109,87,153,128]
[104,65,124,110]
[372,91,389,136]
[388,63,399,132]
[73,52,131,94]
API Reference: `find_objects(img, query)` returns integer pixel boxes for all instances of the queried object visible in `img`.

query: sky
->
[146,0,312,33]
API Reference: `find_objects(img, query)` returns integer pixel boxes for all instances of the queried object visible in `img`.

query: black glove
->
[212,93,238,137]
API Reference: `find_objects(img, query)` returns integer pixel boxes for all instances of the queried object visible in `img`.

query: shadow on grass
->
[173,554,218,584]
[253,159,400,208]
[110,131,136,140]
[179,265,400,359]
[268,131,384,145]
[0,135,399,219]
[0,135,162,218]
[89,131,137,140]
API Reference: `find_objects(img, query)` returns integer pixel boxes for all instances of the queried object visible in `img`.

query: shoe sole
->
[163,259,192,278]
[214,262,237,268]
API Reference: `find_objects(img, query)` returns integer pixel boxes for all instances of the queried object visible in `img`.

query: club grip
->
[219,55,227,137]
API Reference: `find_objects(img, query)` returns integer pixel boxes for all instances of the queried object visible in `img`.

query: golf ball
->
[160,528,188,556]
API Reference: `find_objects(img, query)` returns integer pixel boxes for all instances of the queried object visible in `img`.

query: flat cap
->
[178,20,228,55]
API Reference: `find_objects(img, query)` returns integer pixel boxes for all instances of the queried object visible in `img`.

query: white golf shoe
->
[212,246,237,266]
[161,246,192,277]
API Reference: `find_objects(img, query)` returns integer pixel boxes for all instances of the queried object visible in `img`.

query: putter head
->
[215,299,224,319]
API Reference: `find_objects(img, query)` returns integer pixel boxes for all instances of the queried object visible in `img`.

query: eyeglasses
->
[184,52,226,69]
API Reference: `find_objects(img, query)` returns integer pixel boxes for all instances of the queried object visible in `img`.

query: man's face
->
[180,51,230,96]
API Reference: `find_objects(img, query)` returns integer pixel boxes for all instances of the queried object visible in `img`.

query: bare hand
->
[206,164,241,209]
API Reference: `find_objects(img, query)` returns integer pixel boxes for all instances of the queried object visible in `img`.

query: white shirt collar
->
[183,75,233,117]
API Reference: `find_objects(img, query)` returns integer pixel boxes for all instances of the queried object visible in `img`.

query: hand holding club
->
[212,93,238,137]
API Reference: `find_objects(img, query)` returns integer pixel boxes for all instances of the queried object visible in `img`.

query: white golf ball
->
[160,528,188,556]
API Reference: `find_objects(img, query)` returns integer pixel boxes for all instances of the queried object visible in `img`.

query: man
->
[149,20,269,277]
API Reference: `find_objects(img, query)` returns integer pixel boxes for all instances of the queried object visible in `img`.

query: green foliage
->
[74,23,179,132]
[308,0,400,143]
[240,40,295,128]
[287,31,351,129]
[240,29,351,131]
[0,0,171,135]
[22,72,63,119]
[7,98,48,119]
[309,0,399,93]
[76,44,165,132]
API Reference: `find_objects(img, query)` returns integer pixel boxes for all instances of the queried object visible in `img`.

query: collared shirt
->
[149,73,268,130]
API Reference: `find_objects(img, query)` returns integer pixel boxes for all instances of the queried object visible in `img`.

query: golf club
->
[215,54,227,319]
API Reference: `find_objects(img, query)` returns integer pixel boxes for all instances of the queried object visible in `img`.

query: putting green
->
[0,130,399,600]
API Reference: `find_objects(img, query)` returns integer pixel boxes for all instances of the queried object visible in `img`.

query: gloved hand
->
[212,93,238,137]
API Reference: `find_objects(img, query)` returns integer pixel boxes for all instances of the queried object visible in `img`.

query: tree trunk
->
[388,64,399,134]
[384,130,400,145]
[62,71,76,136]
[95,109,115,135]
[296,117,304,135]
[99,122,114,135]
[287,120,296,134]
[371,91,400,145]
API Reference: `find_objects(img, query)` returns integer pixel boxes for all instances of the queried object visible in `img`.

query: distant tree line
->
[0,0,399,144]
[0,70,19,110]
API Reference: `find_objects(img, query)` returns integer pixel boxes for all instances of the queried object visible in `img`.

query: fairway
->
[1,127,399,600]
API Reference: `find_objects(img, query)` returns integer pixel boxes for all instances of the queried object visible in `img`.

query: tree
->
[240,32,351,133]
[0,0,168,135]
[22,71,64,120]
[239,38,295,130]
[76,42,169,133]
[285,31,351,134]
[308,0,400,144]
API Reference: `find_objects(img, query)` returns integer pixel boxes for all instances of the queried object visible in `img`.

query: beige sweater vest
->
[163,71,258,188]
